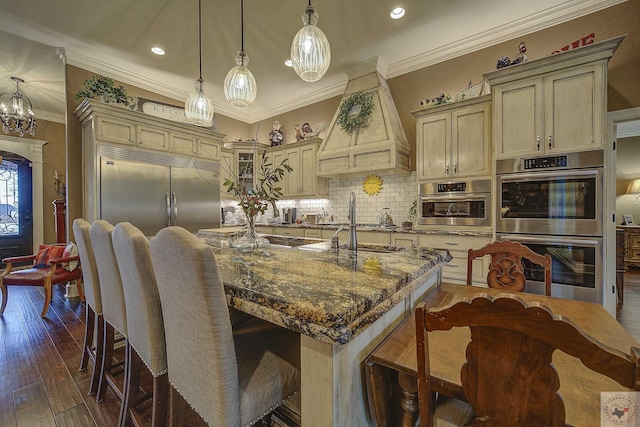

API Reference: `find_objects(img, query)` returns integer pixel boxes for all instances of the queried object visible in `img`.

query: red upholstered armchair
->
[1,243,84,317]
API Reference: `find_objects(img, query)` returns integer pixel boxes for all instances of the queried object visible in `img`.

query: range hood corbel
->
[316,57,412,179]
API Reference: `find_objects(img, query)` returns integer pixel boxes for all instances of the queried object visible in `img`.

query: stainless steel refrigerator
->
[99,152,220,236]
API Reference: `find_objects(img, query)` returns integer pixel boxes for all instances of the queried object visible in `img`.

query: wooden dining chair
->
[415,294,640,427]
[467,240,552,296]
[1,243,84,317]
[149,226,300,427]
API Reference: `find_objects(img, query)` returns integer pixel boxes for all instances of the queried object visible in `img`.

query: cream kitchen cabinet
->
[413,95,491,181]
[486,36,623,159]
[321,229,391,245]
[270,226,305,237]
[417,234,491,285]
[265,139,328,199]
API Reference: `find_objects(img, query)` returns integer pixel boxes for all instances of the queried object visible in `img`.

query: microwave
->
[418,179,491,227]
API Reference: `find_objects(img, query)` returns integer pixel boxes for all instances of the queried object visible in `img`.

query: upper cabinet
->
[264,138,328,199]
[485,36,624,160]
[76,99,225,161]
[413,95,492,181]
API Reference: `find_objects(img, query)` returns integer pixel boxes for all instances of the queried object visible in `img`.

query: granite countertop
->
[252,222,493,237]
[201,238,451,345]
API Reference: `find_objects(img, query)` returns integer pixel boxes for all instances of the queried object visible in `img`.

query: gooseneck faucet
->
[347,191,357,256]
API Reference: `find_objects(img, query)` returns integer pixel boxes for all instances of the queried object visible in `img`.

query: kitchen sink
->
[262,235,325,247]
[338,243,404,253]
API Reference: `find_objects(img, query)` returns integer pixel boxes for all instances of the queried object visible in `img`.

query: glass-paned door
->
[0,153,33,264]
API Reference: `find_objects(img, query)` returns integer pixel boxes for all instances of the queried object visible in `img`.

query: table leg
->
[398,372,419,427]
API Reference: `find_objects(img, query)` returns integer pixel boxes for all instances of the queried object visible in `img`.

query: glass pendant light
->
[185,0,214,126]
[290,0,331,82]
[224,0,257,108]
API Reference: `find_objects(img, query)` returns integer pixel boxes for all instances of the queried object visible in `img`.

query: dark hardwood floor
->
[1,274,640,427]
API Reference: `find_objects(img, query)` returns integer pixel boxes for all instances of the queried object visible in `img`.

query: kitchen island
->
[200,235,451,426]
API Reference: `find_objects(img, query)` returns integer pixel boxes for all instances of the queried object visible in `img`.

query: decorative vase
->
[231,213,270,251]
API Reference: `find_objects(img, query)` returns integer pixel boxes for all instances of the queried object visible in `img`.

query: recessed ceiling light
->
[284,59,293,67]
[390,7,405,19]
[151,46,165,55]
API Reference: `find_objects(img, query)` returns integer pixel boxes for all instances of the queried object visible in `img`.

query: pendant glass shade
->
[290,5,331,82]
[185,78,214,127]
[224,51,257,108]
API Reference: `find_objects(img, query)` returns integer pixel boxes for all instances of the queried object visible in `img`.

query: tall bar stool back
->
[113,222,168,427]
[72,218,104,395]
[150,226,300,427]
[89,220,128,404]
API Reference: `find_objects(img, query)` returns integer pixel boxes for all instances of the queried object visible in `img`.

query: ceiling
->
[0,0,624,124]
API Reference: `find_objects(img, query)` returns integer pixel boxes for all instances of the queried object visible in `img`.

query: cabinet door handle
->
[548,135,553,149]
[446,164,450,174]
[454,162,457,174]
[448,263,459,268]
[536,136,541,151]
[445,241,459,246]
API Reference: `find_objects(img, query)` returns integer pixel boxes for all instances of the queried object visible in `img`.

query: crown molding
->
[2,0,626,125]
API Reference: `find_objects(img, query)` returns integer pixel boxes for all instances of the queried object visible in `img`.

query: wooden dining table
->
[366,282,640,427]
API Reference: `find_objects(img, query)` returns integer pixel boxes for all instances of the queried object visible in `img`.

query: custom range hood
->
[317,57,411,178]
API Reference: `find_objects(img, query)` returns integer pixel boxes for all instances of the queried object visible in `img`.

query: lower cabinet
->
[270,226,305,237]
[417,234,491,285]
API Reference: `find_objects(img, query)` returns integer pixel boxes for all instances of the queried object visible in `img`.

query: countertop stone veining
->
[201,238,451,345]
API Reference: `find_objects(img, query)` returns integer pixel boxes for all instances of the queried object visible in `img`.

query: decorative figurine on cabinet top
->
[268,120,284,147]
[496,41,528,69]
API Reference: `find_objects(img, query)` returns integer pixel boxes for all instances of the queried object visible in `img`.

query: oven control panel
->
[523,155,568,169]
[437,182,466,192]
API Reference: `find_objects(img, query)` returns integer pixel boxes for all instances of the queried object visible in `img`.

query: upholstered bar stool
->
[150,226,301,427]
[73,218,105,395]
[112,222,168,427]
[89,220,128,409]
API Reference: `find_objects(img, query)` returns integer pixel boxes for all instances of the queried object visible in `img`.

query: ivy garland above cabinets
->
[336,91,374,133]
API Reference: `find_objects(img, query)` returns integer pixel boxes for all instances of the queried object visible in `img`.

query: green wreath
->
[336,91,375,133]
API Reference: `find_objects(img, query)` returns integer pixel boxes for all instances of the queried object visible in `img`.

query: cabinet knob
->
[548,135,553,149]
[536,136,541,151]
[446,164,450,174]
[454,163,457,174]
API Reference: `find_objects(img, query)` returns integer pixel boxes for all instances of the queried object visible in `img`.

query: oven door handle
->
[498,169,599,181]
[498,234,600,247]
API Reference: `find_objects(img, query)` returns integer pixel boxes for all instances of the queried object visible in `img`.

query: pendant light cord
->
[307,0,312,24]
[198,0,203,80]
[241,0,244,52]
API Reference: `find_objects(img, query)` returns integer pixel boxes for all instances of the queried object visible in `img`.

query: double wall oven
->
[496,150,604,303]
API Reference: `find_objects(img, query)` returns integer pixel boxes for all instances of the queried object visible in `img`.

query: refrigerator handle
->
[165,191,171,227]
[172,191,178,226]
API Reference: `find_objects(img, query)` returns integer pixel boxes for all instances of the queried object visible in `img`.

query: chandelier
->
[0,77,38,137]
[290,0,331,82]
[185,0,214,127]
[224,0,257,108]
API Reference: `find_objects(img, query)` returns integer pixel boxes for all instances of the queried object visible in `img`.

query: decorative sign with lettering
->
[138,98,216,130]
[551,33,595,55]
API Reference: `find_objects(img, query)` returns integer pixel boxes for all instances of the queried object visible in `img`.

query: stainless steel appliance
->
[418,179,491,227]
[496,150,605,303]
[283,208,297,224]
[496,233,603,303]
[99,146,220,236]
[496,150,603,236]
